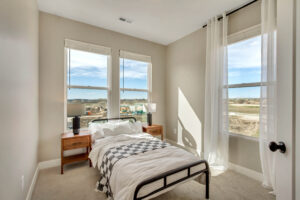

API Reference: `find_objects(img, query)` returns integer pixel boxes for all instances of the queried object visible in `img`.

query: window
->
[227,36,261,138]
[119,51,151,122]
[65,40,111,129]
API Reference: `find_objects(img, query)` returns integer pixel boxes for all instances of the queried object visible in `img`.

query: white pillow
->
[129,121,143,133]
[88,123,105,140]
[102,121,134,136]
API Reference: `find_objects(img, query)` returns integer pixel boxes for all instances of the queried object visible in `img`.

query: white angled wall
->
[296,0,300,199]
[0,0,39,199]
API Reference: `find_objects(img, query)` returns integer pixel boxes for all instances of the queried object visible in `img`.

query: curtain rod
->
[202,0,258,28]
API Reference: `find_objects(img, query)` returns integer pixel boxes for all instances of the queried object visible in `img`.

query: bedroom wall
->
[0,0,39,199]
[39,12,166,162]
[296,0,300,198]
[165,28,206,155]
[165,1,262,172]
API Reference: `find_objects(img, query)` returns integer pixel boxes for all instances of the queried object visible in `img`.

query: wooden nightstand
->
[143,124,163,140]
[61,130,92,174]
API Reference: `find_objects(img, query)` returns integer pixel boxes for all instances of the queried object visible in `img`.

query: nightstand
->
[143,124,163,140]
[61,130,92,174]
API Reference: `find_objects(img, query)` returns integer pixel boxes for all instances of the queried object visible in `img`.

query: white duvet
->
[89,133,205,200]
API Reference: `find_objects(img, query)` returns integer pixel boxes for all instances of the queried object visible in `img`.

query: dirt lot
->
[228,98,260,137]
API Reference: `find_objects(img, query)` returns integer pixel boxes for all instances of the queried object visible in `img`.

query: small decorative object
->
[147,103,156,126]
[72,116,80,135]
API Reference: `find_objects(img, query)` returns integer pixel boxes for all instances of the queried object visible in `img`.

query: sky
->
[228,36,261,98]
[67,49,148,100]
[68,35,261,100]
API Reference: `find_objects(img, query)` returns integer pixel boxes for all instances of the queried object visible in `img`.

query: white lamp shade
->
[148,103,156,113]
[67,103,85,116]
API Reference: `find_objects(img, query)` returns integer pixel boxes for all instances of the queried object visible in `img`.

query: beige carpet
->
[32,162,275,200]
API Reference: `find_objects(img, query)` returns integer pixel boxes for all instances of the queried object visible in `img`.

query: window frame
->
[226,26,262,140]
[119,51,152,120]
[64,40,112,131]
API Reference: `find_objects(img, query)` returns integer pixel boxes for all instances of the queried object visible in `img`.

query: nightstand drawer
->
[147,128,161,135]
[143,124,163,140]
[63,137,90,150]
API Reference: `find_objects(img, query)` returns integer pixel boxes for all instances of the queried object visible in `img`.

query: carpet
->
[32,162,275,200]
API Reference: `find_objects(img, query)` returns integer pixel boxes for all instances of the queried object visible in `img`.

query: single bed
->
[88,117,209,200]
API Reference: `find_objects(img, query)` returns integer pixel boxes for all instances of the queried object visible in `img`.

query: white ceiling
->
[38,0,250,45]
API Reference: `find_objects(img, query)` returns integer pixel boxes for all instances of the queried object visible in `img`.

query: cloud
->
[228,36,261,69]
[123,70,147,79]
[70,49,107,69]
[70,66,107,79]
[120,58,148,80]
[69,49,148,80]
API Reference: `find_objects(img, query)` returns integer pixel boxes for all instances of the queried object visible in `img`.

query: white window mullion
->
[64,48,69,131]
[120,88,149,92]
[68,85,108,90]
[228,82,262,89]
[107,55,113,118]
[148,63,152,103]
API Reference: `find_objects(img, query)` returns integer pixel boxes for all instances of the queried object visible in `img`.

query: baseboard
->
[38,159,61,169]
[166,139,262,182]
[228,162,263,182]
[26,165,39,200]
[25,159,61,200]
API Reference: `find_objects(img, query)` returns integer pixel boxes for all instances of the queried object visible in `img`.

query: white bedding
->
[89,133,206,200]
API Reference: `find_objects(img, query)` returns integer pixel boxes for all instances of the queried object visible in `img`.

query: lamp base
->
[147,112,152,126]
[72,116,80,135]
[73,129,80,135]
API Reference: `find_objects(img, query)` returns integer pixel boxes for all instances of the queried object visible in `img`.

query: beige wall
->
[0,0,39,199]
[296,0,300,198]
[165,29,206,155]
[165,0,262,172]
[39,12,166,161]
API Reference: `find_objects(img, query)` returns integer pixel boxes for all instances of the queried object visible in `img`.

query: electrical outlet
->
[21,175,24,192]
[173,128,177,134]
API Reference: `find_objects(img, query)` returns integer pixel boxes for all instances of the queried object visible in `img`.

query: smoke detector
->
[119,17,132,24]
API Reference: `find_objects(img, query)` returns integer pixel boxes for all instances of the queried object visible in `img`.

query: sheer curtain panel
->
[204,13,229,170]
[259,0,277,191]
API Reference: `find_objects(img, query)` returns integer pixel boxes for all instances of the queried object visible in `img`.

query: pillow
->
[101,127,115,137]
[88,123,105,140]
[113,121,134,134]
[102,121,134,136]
[129,121,143,133]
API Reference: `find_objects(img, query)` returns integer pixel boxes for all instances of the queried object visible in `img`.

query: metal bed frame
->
[134,160,209,200]
[90,117,210,200]
[91,116,137,123]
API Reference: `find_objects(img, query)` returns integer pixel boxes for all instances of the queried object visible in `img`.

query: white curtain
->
[259,0,277,190]
[204,13,229,170]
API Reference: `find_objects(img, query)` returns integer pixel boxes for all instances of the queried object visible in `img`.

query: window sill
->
[229,132,259,142]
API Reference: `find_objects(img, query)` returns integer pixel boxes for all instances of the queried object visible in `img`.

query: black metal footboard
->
[133,160,210,200]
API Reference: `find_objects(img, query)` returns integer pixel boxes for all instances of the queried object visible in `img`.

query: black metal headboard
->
[91,116,137,123]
